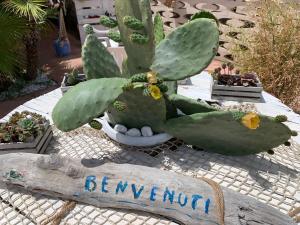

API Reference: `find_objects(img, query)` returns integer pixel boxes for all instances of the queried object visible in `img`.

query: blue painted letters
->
[85,176,97,192]
[84,175,212,217]
[101,176,109,193]
[116,181,128,194]
[191,194,203,210]
[163,187,175,204]
[150,186,158,201]
[131,184,144,199]
[177,192,188,207]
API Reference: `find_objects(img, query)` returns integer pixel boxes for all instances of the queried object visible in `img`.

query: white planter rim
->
[96,118,173,147]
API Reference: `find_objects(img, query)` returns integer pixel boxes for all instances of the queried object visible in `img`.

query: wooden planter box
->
[211,79,263,102]
[61,74,86,94]
[0,125,53,155]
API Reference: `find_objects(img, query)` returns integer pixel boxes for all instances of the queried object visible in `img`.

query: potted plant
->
[0,111,52,154]
[51,1,296,155]
[53,2,71,57]
[211,63,263,101]
[61,69,86,94]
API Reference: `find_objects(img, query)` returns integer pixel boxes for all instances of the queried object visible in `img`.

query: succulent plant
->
[18,118,36,131]
[52,1,293,156]
[0,111,49,143]
[66,69,82,86]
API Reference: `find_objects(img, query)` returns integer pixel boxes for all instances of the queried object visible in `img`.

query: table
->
[0,72,299,225]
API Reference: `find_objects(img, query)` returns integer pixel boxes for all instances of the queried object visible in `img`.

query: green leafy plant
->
[52,1,294,156]
[1,0,55,80]
[0,9,26,77]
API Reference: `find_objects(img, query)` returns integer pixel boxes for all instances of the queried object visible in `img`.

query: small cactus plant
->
[52,1,293,156]
[66,69,82,86]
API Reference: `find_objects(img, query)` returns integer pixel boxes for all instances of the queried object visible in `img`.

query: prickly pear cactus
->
[114,0,155,75]
[151,18,219,81]
[164,111,293,155]
[52,78,128,131]
[107,87,167,132]
[167,94,216,114]
[153,13,165,45]
[52,3,294,156]
[82,25,121,79]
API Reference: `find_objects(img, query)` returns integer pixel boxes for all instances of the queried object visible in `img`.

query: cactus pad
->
[168,94,216,114]
[82,34,121,79]
[151,19,219,81]
[154,13,165,45]
[164,111,292,155]
[190,11,219,26]
[115,0,155,74]
[107,87,166,132]
[52,78,128,131]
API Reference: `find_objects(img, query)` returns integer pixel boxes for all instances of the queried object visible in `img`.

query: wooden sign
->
[0,153,296,225]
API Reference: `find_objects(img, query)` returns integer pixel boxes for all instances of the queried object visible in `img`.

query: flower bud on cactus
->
[123,16,144,30]
[157,83,168,93]
[113,101,127,111]
[89,120,102,130]
[131,73,148,83]
[130,33,149,44]
[83,24,94,35]
[284,141,291,146]
[275,115,288,122]
[108,30,122,43]
[291,130,298,136]
[99,16,118,28]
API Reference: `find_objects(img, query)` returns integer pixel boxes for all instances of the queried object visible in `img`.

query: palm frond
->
[38,7,58,32]
[0,9,27,74]
[2,0,47,22]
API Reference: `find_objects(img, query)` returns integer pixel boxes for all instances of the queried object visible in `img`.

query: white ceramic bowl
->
[96,118,173,147]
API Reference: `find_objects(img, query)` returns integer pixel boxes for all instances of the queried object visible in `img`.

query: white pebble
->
[125,128,141,137]
[114,124,127,134]
[141,126,153,137]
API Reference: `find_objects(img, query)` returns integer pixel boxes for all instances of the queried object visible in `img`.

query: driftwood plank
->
[0,153,296,225]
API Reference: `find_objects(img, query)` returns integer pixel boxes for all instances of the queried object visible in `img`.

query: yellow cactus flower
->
[148,85,162,100]
[242,112,260,130]
[147,71,158,84]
